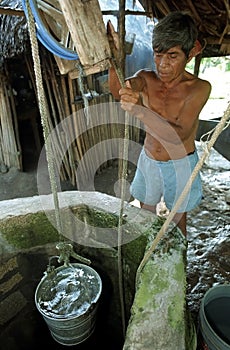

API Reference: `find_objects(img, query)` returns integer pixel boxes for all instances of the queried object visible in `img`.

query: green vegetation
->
[186,55,230,120]
[187,56,230,100]
[187,56,230,73]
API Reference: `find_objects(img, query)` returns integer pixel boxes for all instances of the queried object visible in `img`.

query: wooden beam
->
[68,59,111,79]
[58,0,111,67]
[37,0,64,24]
[194,53,202,76]
[206,36,230,45]
[118,0,126,79]
[53,56,77,75]
[0,8,24,16]
[102,10,152,17]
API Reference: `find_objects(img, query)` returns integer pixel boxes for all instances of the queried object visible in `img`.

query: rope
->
[26,2,128,335]
[135,100,230,286]
[117,112,129,338]
[25,0,63,237]
[200,117,230,151]
[111,59,130,337]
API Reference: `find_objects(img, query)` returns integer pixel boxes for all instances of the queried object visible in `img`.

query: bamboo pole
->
[4,63,22,169]
[60,74,78,184]
[45,55,73,181]
[0,78,20,169]
[67,75,82,186]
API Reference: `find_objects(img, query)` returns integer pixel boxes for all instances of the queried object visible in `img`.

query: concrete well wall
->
[0,191,196,349]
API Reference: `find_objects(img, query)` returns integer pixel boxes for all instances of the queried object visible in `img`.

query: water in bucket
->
[35,263,102,346]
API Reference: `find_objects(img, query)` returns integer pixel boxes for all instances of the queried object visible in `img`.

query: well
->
[0,191,195,349]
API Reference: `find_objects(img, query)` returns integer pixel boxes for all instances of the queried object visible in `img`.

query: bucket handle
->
[56,242,91,266]
[45,255,60,275]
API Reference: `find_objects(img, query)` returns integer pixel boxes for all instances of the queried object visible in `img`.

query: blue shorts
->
[130,147,202,213]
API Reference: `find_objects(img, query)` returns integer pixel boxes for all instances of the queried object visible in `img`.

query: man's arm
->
[167,79,211,142]
[119,78,211,145]
[108,67,146,101]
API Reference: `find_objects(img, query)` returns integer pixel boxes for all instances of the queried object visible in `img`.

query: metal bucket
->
[199,284,230,350]
[35,263,102,346]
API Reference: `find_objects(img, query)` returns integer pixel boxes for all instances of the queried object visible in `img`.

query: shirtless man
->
[109,11,211,236]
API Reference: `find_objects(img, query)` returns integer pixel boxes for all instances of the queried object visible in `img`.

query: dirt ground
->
[0,141,229,203]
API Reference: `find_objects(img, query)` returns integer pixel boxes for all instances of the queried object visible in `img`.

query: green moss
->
[71,205,123,228]
[122,234,148,316]
[134,261,169,310]
[123,233,147,267]
[167,257,186,330]
[134,273,154,309]
[168,292,184,330]
[131,217,187,325]
[0,212,59,249]
[173,257,186,282]
[0,205,132,251]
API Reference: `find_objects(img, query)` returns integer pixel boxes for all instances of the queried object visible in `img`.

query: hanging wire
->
[75,61,90,124]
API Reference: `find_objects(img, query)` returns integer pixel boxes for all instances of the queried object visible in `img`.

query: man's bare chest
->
[146,89,186,119]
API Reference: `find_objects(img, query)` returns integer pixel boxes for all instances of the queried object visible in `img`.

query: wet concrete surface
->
[186,142,230,346]
[94,141,230,344]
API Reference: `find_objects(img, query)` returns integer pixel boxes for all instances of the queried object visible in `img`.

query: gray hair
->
[152,11,198,58]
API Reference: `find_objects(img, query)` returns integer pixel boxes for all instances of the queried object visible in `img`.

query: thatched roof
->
[140,0,230,57]
[0,0,28,61]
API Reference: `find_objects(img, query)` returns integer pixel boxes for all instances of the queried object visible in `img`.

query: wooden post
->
[194,53,202,76]
[58,0,111,67]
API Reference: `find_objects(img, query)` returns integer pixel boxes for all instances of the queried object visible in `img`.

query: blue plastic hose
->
[21,0,79,60]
